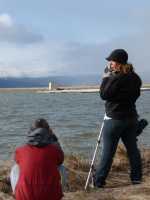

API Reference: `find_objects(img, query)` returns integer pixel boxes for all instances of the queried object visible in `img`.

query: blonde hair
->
[116,63,134,74]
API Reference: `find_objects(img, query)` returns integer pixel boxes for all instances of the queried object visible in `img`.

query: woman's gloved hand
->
[103,65,114,77]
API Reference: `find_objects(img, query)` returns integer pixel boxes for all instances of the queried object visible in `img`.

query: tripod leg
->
[85,121,104,189]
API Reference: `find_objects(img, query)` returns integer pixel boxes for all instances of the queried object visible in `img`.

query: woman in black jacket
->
[93,49,142,188]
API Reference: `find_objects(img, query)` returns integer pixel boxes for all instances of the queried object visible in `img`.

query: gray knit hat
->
[28,118,49,134]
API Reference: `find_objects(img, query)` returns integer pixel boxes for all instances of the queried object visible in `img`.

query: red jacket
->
[14,128,64,200]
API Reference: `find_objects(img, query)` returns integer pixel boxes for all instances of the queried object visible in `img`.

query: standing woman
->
[93,49,142,188]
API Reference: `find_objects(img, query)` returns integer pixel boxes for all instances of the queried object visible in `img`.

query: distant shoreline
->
[0,87,48,90]
[0,84,150,91]
[0,86,99,91]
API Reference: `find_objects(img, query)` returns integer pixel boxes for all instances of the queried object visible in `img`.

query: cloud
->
[0,0,149,83]
[0,64,25,78]
[0,13,14,26]
[49,29,150,77]
[0,28,150,79]
[0,13,44,44]
[0,42,65,78]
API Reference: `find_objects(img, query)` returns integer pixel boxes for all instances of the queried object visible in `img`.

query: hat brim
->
[106,57,110,61]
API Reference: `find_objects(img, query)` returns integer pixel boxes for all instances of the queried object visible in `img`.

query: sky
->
[0,0,150,79]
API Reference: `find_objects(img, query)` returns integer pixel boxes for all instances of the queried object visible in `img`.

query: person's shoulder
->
[48,140,64,153]
[15,141,28,151]
[132,71,142,83]
[133,71,141,78]
[49,140,62,148]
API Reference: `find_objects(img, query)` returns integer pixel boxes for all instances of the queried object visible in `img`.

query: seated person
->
[10,118,66,200]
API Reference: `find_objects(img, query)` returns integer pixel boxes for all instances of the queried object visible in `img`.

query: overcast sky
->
[0,0,150,78]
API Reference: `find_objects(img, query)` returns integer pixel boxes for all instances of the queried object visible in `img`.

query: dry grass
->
[0,145,150,200]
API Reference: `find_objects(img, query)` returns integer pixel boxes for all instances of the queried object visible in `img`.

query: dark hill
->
[0,75,102,88]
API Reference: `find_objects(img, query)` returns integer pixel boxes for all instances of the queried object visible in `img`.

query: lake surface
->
[0,89,149,161]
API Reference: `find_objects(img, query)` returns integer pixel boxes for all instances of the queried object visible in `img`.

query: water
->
[0,89,149,160]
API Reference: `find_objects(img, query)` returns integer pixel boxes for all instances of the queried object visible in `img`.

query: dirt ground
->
[0,145,150,200]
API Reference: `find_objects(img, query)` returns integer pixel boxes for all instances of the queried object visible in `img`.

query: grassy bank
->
[0,145,150,200]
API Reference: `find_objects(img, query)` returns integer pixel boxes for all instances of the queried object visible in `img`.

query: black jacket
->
[100,71,142,119]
